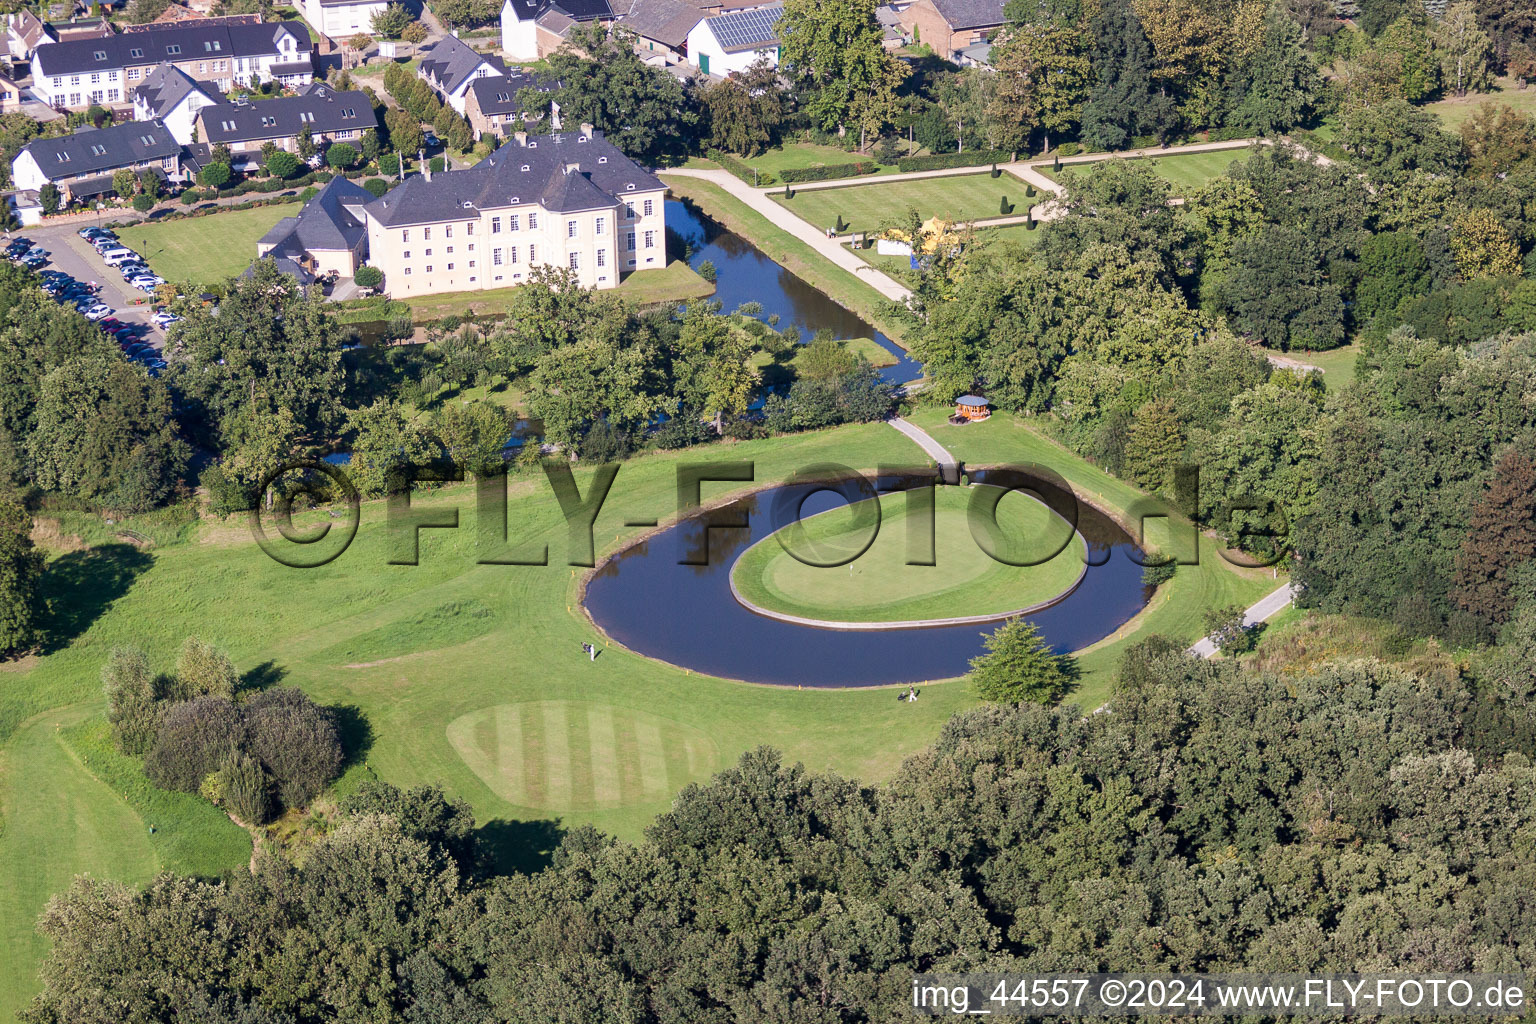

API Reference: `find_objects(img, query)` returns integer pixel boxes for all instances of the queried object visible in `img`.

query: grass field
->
[1424,77,1536,130]
[1289,343,1361,387]
[0,409,1261,1014]
[731,485,1085,623]
[662,175,913,346]
[770,173,1040,235]
[116,204,296,285]
[685,142,901,185]
[853,220,1043,277]
[1049,150,1241,194]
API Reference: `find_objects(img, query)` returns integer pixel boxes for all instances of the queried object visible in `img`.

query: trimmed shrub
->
[999,195,1012,215]
[180,189,205,205]
[1056,143,1081,157]
[705,149,766,185]
[777,161,876,183]
[244,688,344,808]
[326,142,359,169]
[264,150,300,178]
[895,149,1010,173]
[131,194,155,213]
[354,265,383,288]
[428,156,445,173]
[378,152,400,175]
[362,177,389,198]
[144,697,245,793]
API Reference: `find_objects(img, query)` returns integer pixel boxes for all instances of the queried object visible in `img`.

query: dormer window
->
[129,48,142,58]
[598,156,607,163]
[92,50,105,60]
[166,44,181,55]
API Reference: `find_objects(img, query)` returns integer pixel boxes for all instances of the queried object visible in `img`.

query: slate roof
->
[260,174,373,254]
[197,83,375,145]
[6,10,48,50]
[929,0,1004,30]
[416,34,506,96]
[698,4,781,53]
[620,0,701,47]
[501,0,612,23]
[19,119,180,181]
[33,20,309,77]
[365,129,662,227]
[133,63,221,118]
[467,69,557,116]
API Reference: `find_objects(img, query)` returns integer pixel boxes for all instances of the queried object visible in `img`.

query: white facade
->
[34,65,124,108]
[11,151,50,194]
[685,20,779,77]
[134,86,219,145]
[299,0,390,39]
[500,0,538,60]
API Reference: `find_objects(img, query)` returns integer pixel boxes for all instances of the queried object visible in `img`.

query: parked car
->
[79,227,113,240]
[98,317,122,330]
[82,304,113,320]
[151,311,180,328]
[101,249,139,266]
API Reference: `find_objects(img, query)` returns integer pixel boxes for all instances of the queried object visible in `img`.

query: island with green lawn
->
[729,484,1088,628]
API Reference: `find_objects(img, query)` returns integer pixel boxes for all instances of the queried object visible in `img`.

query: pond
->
[666,199,925,387]
[583,472,1153,688]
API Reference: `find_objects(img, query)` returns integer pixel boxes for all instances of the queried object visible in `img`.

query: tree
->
[987,24,1093,153]
[144,696,245,792]
[702,58,785,156]
[1225,12,1322,133]
[219,753,272,825]
[112,167,137,200]
[969,618,1077,703]
[197,162,231,189]
[263,149,299,179]
[326,142,358,169]
[1451,208,1522,280]
[539,24,699,164]
[131,194,154,213]
[431,400,511,475]
[1080,0,1175,149]
[1452,448,1536,624]
[25,357,188,511]
[125,0,170,22]
[383,108,423,157]
[360,127,381,164]
[38,182,59,214]
[173,636,239,701]
[353,264,383,287]
[103,646,161,755]
[371,2,412,37]
[296,125,316,161]
[1356,230,1431,320]
[243,687,343,808]
[347,399,436,496]
[138,168,161,201]
[777,0,908,137]
[400,19,428,43]
[429,0,498,27]
[1203,604,1258,653]
[1376,16,1439,101]
[0,498,42,658]
[1459,103,1536,178]
[1433,2,1494,96]
[1336,98,1464,183]
[1126,398,1184,490]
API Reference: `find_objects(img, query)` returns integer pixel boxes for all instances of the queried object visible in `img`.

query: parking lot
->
[20,221,166,351]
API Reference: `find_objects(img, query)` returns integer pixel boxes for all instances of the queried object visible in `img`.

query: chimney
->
[579,122,593,139]
[514,130,527,145]
[420,149,429,181]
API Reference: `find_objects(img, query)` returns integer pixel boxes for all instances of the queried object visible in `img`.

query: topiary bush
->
[362,177,389,198]
[353,265,383,288]
[132,194,155,213]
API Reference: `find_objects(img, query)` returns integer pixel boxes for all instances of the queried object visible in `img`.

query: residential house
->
[415,33,506,115]
[898,0,1004,60]
[194,82,375,170]
[618,0,701,64]
[49,17,113,43]
[463,69,560,141]
[254,174,373,282]
[11,118,186,201]
[297,0,390,41]
[31,20,312,109]
[685,3,780,76]
[499,0,612,61]
[875,5,906,48]
[5,10,50,61]
[133,62,222,144]
[359,126,666,296]
[0,73,25,111]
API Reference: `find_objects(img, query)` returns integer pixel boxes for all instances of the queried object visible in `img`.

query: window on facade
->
[469,261,475,267]
[566,220,576,238]
[402,229,409,242]
[447,263,453,270]
[445,225,453,238]
[426,265,432,273]
[643,199,654,216]
[626,232,635,250]
[446,246,453,254]
[595,217,604,233]
[508,246,517,263]
[423,227,431,239]
[425,249,432,256]
[404,267,412,275]
[403,251,410,258]
[108,89,117,101]
[568,252,578,269]
[528,244,536,261]
[69,75,79,85]
[528,213,537,229]
[466,222,474,235]
[491,217,501,233]
[509,214,519,231]
[597,249,606,268]
[493,249,502,265]
[645,231,655,248]
[89,73,99,83]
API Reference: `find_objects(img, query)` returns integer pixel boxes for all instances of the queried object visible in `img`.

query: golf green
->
[730,485,1086,625]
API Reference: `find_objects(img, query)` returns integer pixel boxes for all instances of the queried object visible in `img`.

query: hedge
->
[706,149,767,186]
[895,149,1012,173]
[777,161,876,183]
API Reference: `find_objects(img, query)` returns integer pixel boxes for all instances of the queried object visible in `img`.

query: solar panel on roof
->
[708,4,782,50]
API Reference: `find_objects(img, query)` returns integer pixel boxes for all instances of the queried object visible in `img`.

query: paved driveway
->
[17,222,165,351]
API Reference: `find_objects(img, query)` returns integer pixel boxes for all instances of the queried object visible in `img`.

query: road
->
[14,221,166,350]
[1187,582,1297,658]
[888,416,954,465]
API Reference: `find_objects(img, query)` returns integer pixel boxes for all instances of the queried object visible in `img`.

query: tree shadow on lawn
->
[476,817,565,876]
[38,543,155,653]
[331,703,375,769]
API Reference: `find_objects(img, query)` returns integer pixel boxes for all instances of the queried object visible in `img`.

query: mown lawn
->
[1048,149,1242,194]
[770,173,1040,235]
[115,204,296,286]
[1424,77,1536,130]
[398,260,714,321]
[1290,342,1361,387]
